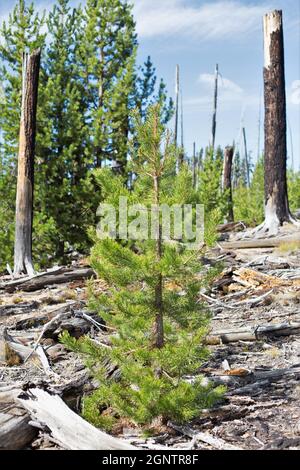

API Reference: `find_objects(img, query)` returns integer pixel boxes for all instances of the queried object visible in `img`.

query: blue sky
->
[1,0,299,168]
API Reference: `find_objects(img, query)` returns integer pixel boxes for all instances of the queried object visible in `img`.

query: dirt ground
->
[1,241,300,450]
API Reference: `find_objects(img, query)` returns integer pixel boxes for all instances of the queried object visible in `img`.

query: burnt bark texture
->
[263,10,291,226]
[223,146,234,222]
[14,49,41,276]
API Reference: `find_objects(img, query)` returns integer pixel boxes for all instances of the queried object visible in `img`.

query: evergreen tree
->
[77,0,137,169]
[36,0,94,259]
[233,158,264,226]
[198,147,226,218]
[135,56,173,123]
[62,106,224,429]
[0,0,174,269]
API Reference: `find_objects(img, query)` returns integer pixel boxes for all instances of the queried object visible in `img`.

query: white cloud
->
[290,80,300,105]
[199,73,243,94]
[134,0,269,40]
[183,72,259,110]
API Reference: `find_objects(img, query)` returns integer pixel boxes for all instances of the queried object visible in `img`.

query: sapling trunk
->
[153,174,164,349]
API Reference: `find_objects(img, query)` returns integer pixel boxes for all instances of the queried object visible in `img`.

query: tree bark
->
[14,50,41,276]
[223,146,234,222]
[263,10,293,231]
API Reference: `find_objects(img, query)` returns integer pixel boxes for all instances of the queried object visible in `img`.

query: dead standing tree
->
[223,146,234,223]
[211,63,219,152]
[245,10,298,238]
[14,49,41,276]
[174,64,179,149]
[242,127,250,188]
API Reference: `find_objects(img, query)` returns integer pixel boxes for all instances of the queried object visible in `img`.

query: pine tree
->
[77,0,137,169]
[135,56,173,123]
[61,106,224,429]
[35,0,94,259]
[198,147,226,218]
[233,158,264,226]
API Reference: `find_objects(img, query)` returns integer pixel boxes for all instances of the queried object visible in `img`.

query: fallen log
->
[1,267,95,293]
[0,301,39,317]
[233,267,300,289]
[205,321,300,345]
[227,366,300,397]
[14,302,83,330]
[0,386,37,450]
[0,329,35,366]
[18,388,136,450]
[220,234,300,250]
[217,221,245,233]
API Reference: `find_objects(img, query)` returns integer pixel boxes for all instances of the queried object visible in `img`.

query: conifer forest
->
[1,0,300,456]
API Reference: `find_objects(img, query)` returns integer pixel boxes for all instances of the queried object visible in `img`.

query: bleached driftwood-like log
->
[221,234,300,250]
[18,388,136,450]
[0,329,35,366]
[1,267,95,293]
[0,386,37,450]
[205,321,300,345]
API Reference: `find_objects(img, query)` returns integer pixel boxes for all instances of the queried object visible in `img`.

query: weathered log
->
[18,388,136,450]
[217,221,245,233]
[14,302,81,330]
[1,267,95,293]
[0,386,37,450]
[221,234,300,250]
[0,301,39,317]
[0,329,35,366]
[205,321,300,345]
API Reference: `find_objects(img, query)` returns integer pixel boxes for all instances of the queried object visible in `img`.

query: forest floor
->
[1,232,300,450]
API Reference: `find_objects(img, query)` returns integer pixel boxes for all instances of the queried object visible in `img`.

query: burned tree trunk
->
[192,142,197,189]
[262,10,296,234]
[211,64,218,152]
[242,127,250,188]
[174,64,179,148]
[14,50,41,276]
[223,146,234,222]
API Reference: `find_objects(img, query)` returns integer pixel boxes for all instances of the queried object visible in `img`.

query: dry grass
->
[264,347,281,359]
[277,241,300,254]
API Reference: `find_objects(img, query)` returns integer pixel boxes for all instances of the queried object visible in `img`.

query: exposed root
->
[237,214,300,241]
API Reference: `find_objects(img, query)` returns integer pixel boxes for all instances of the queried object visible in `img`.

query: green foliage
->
[196,147,227,229]
[0,0,173,270]
[233,158,264,226]
[61,106,224,429]
[288,170,300,213]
